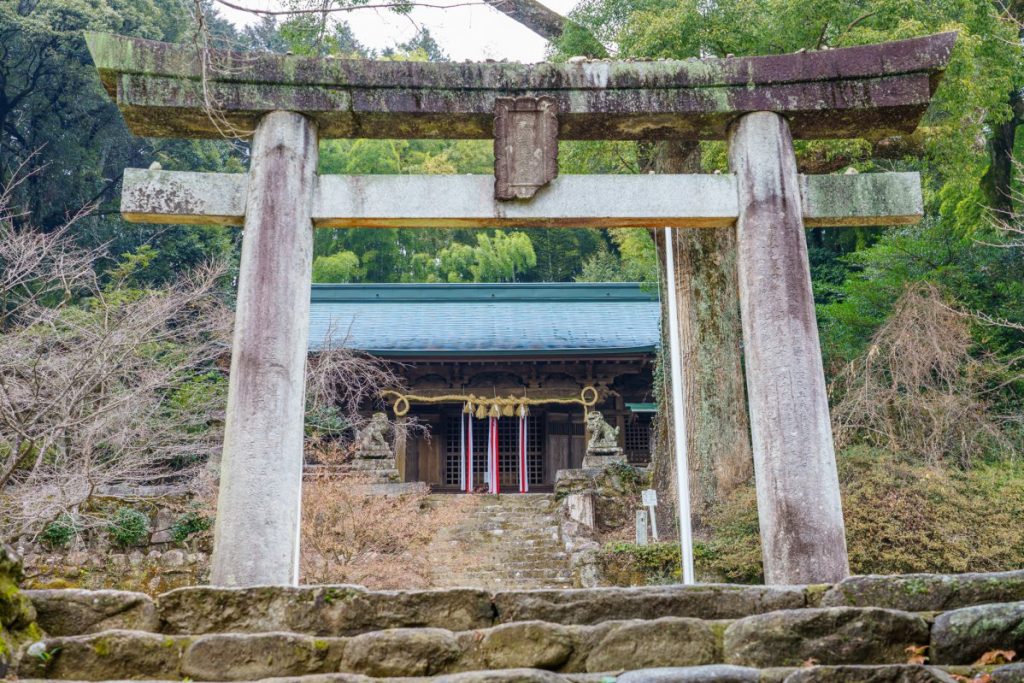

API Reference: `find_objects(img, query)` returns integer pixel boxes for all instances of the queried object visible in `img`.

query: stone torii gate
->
[86,31,954,587]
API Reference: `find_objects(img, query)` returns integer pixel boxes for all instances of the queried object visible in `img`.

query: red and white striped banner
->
[518,412,528,493]
[488,416,500,494]
[464,411,473,493]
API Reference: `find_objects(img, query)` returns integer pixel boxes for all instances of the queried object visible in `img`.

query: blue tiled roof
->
[309,283,660,357]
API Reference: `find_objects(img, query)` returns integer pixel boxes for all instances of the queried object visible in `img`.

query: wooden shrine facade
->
[393,357,656,490]
[307,283,661,490]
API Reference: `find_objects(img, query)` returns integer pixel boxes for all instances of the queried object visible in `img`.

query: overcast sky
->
[215,0,581,62]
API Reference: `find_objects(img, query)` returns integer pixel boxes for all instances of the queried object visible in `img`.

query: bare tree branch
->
[211,0,489,17]
[482,0,566,41]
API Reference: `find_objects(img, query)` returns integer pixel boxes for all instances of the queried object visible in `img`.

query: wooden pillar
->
[728,112,849,585]
[614,395,626,451]
[211,111,319,587]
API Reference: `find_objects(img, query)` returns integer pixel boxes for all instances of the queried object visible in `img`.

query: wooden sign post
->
[642,489,659,542]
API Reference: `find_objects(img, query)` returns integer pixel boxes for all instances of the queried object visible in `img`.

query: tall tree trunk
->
[649,141,754,537]
[983,88,1022,220]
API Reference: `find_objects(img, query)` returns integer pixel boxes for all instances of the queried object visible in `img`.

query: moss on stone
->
[804,584,830,608]
[92,637,111,657]
[0,545,40,669]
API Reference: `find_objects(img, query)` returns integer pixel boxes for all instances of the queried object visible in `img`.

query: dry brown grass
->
[299,448,475,589]
[830,283,1016,468]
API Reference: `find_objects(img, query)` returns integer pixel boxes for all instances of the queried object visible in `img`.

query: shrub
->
[300,463,473,589]
[840,446,1024,574]
[598,541,681,585]
[606,461,645,487]
[40,514,78,549]
[106,507,150,547]
[830,283,1017,468]
[685,447,1024,584]
[694,485,764,584]
[170,509,212,544]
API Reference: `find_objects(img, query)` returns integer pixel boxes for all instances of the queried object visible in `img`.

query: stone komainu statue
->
[355,412,392,457]
[586,410,619,452]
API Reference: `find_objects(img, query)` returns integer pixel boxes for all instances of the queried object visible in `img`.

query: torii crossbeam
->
[87,31,954,588]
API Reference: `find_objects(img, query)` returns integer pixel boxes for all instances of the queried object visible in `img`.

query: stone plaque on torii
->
[86,31,954,587]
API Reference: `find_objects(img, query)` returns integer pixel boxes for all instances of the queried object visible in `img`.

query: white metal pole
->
[663,227,696,585]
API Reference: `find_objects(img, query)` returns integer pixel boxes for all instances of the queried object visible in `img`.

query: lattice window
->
[444,414,462,486]
[527,415,543,486]
[624,414,653,464]
[444,414,543,488]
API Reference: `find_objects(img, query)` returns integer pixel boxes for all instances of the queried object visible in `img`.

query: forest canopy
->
[2,0,1022,387]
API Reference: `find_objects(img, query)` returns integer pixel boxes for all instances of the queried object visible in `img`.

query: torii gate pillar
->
[210,111,319,586]
[729,112,849,584]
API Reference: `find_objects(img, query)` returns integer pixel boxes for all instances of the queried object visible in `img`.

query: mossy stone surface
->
[585,617,718,672]
[931,601,1024,665]
[0,545,38,673]
[822,572,1024,612]
[781,664,958,682]
[723,607,929,668]
[27,589,158,636]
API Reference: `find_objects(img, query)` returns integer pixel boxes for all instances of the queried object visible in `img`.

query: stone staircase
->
[426,493,574,590]
[16,570,1024,681]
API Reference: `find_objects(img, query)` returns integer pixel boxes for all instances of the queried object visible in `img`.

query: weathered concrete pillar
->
[211,111,319,586]
[727,112,849,585]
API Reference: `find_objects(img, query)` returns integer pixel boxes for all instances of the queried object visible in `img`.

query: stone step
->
[17,665,1024,683]
[20,601,1020,681]
[20,572,1024,682]
[424,490,571,590]
[27,571,1024,639]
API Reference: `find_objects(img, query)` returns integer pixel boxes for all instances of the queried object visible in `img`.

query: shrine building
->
[307,282,660,492]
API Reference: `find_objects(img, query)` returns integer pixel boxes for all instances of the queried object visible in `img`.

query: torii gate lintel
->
[86,31,955,588]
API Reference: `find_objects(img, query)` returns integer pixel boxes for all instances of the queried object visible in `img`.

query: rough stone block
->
[822,571,1024,612]
[17,630,191,680]
[476,621,574,670]
[782,665,958,682]
[342,627,461,677]
[438,670,570,682]
[157,585,494,635]
[0,544,38,673]
[181,632,343,680]
[931,601,1024,665]
[494,584,806,624]
[565,492,595,529]
[723,607,929,668]
[585,617,717,672]
[993,662,1024,682]
[27,589,159,636]
[616,665,762,682]
[149,508,177,544]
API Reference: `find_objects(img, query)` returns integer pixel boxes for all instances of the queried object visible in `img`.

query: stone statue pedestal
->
[581,447,625,470]
[355,448,393,460]
[343,456,400,484]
